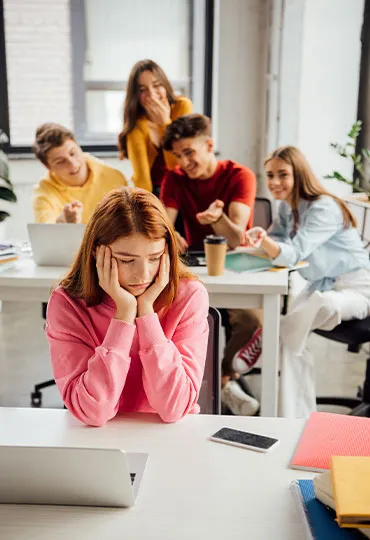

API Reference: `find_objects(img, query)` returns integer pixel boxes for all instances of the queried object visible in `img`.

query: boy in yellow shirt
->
[32,123,127,223]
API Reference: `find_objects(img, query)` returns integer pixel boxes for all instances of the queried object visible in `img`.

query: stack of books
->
[0,243,18,271]
[290,412,370,539]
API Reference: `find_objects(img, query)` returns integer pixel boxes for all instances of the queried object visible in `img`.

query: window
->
[72,0,195,144]
[2,0,210,152]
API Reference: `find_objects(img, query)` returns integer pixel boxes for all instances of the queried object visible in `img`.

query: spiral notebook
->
[290,413,370,472]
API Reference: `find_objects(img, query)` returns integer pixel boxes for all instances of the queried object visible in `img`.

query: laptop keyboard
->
[130,473,136,485]
[183,255,207,267]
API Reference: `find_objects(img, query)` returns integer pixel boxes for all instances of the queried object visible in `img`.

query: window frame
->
[1,0,214,155]
[71,0,196,145]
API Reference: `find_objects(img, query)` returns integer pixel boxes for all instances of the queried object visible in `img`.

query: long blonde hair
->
[265,146,356,229]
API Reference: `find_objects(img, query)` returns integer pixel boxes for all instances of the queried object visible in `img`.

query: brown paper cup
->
[204,235,227,276]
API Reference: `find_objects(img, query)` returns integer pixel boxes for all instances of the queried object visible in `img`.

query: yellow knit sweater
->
[126,96,192,191]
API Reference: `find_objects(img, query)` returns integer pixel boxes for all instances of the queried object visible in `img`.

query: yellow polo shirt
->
[33,154,127,223]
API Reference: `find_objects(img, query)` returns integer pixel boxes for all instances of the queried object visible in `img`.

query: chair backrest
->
[198,307,221,414]
[253,197,273,229]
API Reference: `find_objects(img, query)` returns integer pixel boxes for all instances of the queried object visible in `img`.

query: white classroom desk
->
[0,259,288,417]
[0,407,313,540]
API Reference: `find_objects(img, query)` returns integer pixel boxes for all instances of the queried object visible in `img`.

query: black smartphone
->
[209,427,279,453]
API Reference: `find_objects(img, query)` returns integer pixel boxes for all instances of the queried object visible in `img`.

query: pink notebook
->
[290,412,370,472]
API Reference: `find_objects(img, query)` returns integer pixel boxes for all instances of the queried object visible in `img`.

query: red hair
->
[60,187,194,311]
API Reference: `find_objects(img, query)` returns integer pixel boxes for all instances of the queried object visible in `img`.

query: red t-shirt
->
[160,160,256,248]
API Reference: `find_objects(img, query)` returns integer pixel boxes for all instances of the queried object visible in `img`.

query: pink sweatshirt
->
[46,279,209,427]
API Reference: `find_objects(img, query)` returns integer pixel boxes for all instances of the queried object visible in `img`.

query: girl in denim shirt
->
[245,146,370,418]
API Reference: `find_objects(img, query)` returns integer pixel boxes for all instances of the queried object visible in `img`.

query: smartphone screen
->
[209,427,279,453]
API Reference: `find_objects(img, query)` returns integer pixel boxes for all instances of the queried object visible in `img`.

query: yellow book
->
[331,456,370,529]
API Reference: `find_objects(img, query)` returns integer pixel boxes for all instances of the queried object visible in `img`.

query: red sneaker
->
[231,327,262,374]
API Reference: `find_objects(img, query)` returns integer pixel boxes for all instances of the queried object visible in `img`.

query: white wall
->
[277,0,305,148]
[278,0,364,194]
[298,0,364,186]
[4,0,73,146]
[216,0,269,175]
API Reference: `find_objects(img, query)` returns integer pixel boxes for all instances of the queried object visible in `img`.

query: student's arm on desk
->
[136,281,209,423]
[46,290,136,427]
[212,201,251,249]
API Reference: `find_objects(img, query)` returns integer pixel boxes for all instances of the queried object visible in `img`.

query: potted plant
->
[325,120,370,201]
[0,129,17,222]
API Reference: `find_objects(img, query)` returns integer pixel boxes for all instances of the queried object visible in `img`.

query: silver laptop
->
[27,223,85,266]
[0,445,148,507]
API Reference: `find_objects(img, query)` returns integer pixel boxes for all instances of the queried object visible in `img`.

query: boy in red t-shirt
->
[161,114,262,416]
[160,114,256,251]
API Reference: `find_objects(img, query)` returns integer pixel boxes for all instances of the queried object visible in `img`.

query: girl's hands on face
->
[137,248,170,317]
[96,245,137,324]
[144,96,171,126]
[244,226,267,248]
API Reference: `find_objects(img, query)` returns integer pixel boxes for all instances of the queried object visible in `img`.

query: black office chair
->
[254,196,273,230]
[32,307,222,412]
[315,317,370,416]
[198,307,221,414]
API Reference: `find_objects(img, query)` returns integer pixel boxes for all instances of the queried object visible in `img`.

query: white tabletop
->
[0,408,313,540]
[0,258,288,303]
[0,259,288,292]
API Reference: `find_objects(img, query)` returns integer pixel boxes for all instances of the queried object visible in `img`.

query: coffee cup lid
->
[204,235,227,245]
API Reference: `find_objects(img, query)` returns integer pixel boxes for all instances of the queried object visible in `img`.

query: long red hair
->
[60,187,194,311]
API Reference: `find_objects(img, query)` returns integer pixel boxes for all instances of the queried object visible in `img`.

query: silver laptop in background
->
[0,445,148,507]
[27,223,85,266]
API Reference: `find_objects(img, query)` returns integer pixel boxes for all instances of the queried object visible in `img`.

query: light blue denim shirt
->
[269,195,370,292]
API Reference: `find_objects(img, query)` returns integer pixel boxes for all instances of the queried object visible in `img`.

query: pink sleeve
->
[135,283,209,423]
[46,291,136,427]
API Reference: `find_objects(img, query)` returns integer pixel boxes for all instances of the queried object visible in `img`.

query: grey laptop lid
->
[27,223,85,267]
[0,445,148,508]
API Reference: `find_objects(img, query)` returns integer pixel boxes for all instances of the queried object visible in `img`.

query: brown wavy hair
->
[60,187,194,311]
[264,146,356,229]
[33,123,75,166]
[118,59,178,158]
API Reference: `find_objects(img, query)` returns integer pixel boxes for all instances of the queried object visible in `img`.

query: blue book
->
[291,479,366,540]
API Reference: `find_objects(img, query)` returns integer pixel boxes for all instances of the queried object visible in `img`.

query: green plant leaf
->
[0,150,11,186]
[0,187,17,202]
[332,171,353,184]
[0,210,10,222]
[347,120,362,139]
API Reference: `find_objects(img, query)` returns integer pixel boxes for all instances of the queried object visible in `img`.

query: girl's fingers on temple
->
[103,246,111,284]
[111,256,118,286]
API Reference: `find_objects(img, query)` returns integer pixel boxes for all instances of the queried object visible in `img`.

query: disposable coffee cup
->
[204,235,227,276]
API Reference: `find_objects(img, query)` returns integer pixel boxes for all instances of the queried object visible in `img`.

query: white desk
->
[0,260,288,417]
[0,407,313,540]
